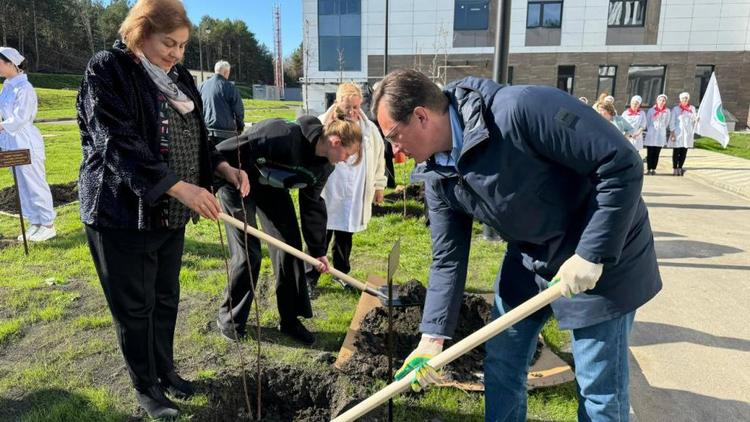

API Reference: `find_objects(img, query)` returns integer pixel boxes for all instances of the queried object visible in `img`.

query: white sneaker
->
[18,225,40,241]
[29,226,56,242]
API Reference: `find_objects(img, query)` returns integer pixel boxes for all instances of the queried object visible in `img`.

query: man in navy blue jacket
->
[374,69,661,421]
[199,60,245,147]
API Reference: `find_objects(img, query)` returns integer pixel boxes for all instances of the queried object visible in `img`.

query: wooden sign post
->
[0,149,32,255]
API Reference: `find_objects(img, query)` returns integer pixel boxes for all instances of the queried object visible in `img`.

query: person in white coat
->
[621,95,647,150]
[0,47,56,241]
[644,94,670,175]
[669,92,698,176]
[306,82,386,290]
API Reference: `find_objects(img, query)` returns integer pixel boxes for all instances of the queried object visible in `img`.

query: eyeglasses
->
[383,122,402,144]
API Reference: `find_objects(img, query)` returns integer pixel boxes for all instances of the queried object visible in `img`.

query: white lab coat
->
[621,109,647,149]
[319,109,386,233]
[0,73,55,225]
[644,107,671,147]
[669,105,698,148]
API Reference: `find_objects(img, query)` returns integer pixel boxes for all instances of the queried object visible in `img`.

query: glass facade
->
[318,0,361,71]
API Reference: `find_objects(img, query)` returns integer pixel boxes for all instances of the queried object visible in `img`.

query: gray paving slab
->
[630,168,750,422]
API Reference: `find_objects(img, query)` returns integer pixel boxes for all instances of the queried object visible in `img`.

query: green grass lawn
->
[0,124,81,189]
[0,123,576,421]
[695,132,750,160]
[0,73,301,123]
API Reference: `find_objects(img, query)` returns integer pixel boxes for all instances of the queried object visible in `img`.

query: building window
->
[627,65,665,106]
[608,0,646,27]
[557,65,575,94]
[454,0,490,31]
[597,65,617,97]
[318,0,361,71]
[694,65,715,103]
[527,1,563,29]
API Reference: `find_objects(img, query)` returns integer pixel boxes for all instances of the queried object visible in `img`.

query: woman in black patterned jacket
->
[76,0,248,418]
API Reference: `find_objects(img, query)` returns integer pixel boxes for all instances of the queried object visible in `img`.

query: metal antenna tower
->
[273,2,285,99]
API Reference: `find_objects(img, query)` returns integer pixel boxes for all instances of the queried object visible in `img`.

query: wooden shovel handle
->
[331,282,563,422]
[218,212,381,297]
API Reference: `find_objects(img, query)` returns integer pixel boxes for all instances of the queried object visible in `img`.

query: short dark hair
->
[372,69,448,123]
[0,53,26,71]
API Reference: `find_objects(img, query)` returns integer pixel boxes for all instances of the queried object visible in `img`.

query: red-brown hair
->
[119,0,192,49]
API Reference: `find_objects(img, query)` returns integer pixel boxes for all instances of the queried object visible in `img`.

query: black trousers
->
[85,225,184,390]
[384,140,397,189]
[646,146,662,170]
[217,184,312,333]
[672,147,688,169]
[305,229,353,287]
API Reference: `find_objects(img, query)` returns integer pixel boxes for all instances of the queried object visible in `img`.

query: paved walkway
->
[630,147,750,421]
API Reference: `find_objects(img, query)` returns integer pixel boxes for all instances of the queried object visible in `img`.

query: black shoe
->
[160,371,195,399]
[279,319,315,345]
[216,319,247,342]
[135,384,179,419]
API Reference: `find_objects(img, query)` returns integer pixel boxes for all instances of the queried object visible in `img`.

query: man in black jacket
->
[199,60,245,147]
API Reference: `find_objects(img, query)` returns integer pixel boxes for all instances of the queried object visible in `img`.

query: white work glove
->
[555,254,603,298]
[394,334,444,392]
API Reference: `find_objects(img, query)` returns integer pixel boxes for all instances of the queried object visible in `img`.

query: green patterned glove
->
[394,336,444,392]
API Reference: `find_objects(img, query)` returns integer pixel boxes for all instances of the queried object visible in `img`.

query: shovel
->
[331,281,563,422]
[218,212,419,307]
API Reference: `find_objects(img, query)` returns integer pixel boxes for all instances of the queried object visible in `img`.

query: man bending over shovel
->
[373,70,661,421]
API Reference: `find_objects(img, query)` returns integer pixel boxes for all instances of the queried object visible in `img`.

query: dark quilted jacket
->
[77,44,225,230]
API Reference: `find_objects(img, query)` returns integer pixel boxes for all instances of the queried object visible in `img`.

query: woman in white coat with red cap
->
[644,94,670,175]
[0,46,56,241]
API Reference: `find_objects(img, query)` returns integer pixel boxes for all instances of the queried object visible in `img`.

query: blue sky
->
[181,0,302,57]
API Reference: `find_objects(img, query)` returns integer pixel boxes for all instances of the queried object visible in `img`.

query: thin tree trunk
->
[32,0,40,71]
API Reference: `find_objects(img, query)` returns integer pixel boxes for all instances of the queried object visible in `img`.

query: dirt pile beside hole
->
[341,280,492,385]
[0,181,78,214]
[195,363,378,421]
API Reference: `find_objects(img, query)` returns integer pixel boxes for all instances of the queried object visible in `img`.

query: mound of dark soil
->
[342,280,492,385]
[195,363,380,421]
[0,181,78,214]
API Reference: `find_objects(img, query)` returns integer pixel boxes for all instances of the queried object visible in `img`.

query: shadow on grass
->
[208,320,346,354]
[0,388,129,422]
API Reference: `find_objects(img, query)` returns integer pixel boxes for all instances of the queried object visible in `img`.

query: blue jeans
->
[484,291,635,422]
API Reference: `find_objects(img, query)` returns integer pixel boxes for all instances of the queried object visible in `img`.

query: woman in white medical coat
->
[621,95,647,150]
[669,92,698,176]
[644,94,670,175]
[0,47,56,241]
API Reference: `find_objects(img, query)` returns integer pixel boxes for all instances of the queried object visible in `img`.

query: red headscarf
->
[679,103,693,113]
[626,106,641,116]
[653,104,668,119]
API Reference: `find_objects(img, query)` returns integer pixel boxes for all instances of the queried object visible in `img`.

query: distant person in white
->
[0,47,56,241]
[669,92,698,176]
[621,95,647,150]
[644,94,671,175]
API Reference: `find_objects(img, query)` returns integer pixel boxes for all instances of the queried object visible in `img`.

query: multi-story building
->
[301,0,750,126]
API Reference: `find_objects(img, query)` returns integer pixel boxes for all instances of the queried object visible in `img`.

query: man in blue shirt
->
[374,69,661,421]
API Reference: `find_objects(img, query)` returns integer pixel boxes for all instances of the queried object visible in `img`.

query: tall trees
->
[0,1,274,84]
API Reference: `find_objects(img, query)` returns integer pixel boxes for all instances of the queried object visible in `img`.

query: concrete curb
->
[684,170,750,201]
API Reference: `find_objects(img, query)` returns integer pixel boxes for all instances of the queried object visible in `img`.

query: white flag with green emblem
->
[696,72,730,148]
